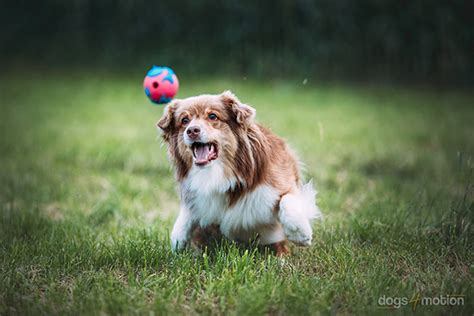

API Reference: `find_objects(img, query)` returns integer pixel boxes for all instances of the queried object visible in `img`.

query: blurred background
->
[1,1,473,314]
[2,0,473,85]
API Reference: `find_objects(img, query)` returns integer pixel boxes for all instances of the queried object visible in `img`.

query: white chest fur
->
[181,161,279,238]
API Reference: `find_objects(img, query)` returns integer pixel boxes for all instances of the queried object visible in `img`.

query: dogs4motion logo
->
[378,293,465,311]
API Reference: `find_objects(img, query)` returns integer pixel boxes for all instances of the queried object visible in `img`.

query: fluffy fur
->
[157,91,321,255]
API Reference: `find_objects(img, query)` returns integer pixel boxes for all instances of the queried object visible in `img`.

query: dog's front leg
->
[170,204,194,251]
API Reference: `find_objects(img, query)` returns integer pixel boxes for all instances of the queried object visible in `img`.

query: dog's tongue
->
[195,145,210,163]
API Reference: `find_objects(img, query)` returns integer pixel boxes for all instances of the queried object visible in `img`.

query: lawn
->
[0,71,473,315]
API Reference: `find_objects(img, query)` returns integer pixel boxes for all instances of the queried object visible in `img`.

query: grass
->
[0,70,473,315]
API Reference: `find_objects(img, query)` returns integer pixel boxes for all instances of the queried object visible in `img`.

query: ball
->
[143,66,179,104]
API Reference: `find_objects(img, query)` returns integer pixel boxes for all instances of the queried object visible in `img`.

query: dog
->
[157,91,321,256]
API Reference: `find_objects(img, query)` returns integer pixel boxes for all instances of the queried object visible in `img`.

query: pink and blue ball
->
[143,66,179,104]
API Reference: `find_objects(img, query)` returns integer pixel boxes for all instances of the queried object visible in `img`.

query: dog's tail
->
[300,180,323,221]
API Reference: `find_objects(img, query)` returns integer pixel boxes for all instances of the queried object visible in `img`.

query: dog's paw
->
[283,220,313,246]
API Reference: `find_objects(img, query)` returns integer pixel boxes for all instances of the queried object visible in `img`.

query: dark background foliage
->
[1,0,473,84]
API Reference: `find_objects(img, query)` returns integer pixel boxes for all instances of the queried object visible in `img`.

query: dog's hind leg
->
[278,181,321,246]
[267,240,291,256]
[191,224,224,251]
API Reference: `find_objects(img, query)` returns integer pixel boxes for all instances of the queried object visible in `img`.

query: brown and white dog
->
[157,91,321,255]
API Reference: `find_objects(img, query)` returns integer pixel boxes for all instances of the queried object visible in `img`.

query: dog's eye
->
[208,113,218,121]
[181,117,190,125]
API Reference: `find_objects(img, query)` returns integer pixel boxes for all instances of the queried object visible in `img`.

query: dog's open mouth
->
[192,142,218,166]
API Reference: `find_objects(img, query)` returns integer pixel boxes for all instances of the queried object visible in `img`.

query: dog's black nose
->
[186,126,201,139]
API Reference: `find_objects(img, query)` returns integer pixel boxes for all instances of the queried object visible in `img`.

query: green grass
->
[0,71,473,315]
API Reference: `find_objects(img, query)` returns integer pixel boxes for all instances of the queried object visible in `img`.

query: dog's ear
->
[221,90,256,126]
[156,100,178,139]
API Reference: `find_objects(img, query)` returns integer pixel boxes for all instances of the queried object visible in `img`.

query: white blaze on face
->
[183,119,209,146]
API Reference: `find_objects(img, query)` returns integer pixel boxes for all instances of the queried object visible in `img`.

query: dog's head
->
[157,91,256,175]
